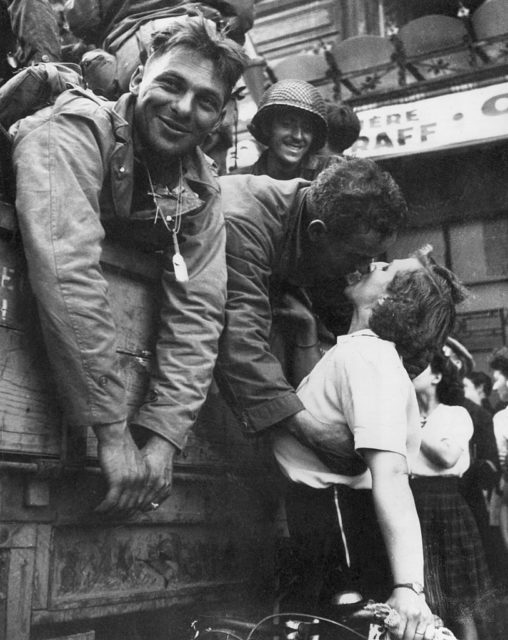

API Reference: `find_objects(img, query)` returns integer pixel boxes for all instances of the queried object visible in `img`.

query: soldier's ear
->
[129,65,144,95]
[306,219,328,243]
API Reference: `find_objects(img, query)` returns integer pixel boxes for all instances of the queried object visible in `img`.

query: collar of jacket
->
[273,184,312,288]
[107,92,219,219]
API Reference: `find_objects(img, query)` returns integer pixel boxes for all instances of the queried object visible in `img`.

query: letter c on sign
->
[482,93,508,116]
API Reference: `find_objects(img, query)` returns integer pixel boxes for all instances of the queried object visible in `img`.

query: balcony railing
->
[267,7,508,102]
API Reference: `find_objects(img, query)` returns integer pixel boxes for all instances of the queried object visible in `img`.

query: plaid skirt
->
[410,476,494,623]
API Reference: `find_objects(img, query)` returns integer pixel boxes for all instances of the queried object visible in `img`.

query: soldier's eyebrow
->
[154,70,223,106]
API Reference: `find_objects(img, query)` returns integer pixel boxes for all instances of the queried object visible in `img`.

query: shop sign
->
[347,81,508,159]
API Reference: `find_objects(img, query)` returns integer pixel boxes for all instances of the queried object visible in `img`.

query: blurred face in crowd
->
[492,369,508,402]
[267,110,315,169]
[133,46,226,161]
[463,376,481,406]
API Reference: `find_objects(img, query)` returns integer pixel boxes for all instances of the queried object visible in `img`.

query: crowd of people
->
[1,3,508,640]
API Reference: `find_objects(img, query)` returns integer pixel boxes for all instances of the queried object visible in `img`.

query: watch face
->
[412,582,424,595]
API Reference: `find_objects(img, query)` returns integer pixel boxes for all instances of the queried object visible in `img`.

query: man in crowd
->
[12,17,247,515]
[236,79,330,180]
[234,81,362,181]
[323,101,361,156]
[216,158,407,453]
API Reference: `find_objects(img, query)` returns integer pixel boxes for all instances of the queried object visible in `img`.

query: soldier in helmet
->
[236,79,331,180]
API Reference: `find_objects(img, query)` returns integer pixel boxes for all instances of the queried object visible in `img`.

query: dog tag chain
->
[146,162,189,283]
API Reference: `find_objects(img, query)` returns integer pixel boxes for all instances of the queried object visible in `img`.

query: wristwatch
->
[393,582,425,596]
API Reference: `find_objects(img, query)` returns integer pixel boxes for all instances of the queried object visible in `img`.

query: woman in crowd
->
[273,246,465,640]
[463,370,494,415]
[412,351,493,640]
[490,347,508,552]
[441,338,501,583]
[491,347,508,465]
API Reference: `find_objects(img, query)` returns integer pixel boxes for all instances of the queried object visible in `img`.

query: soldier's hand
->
[138,435,177,512]
[94,421,148,515]
[274,293,317,333]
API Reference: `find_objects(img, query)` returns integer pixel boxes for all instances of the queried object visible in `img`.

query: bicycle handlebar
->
[191,604,458,640]
[356,603,457,639]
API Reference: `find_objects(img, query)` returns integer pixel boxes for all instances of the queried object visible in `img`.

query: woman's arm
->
[363,448,435,640]
[420,409,472,470]
[419,436,464,469]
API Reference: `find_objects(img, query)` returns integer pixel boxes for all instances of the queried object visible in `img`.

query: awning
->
[345,77,508,160]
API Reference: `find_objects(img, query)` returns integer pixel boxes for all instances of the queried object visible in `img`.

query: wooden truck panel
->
[0,212,277,640]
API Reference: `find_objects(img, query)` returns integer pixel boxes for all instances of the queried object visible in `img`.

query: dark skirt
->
[284,483,392,611]
[410,476,494,623]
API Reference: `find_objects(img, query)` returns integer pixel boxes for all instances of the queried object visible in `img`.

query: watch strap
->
[393,582,425,595]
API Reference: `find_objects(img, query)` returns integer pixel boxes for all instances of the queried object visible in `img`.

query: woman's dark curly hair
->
[369,246,468,378]
[307,157,408,239]
[430,350,466,405]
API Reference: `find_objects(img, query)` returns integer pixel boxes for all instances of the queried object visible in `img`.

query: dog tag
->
[173,252,189,283]
[172,231,188,283]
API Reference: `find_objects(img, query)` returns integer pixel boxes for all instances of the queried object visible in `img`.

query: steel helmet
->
[249,79,328,151]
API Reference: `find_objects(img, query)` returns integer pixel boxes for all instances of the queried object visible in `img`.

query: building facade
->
[243,0,508,371]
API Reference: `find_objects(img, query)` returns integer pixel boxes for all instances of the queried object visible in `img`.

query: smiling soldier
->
[11,17,247,515]
[234,79,332,180]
